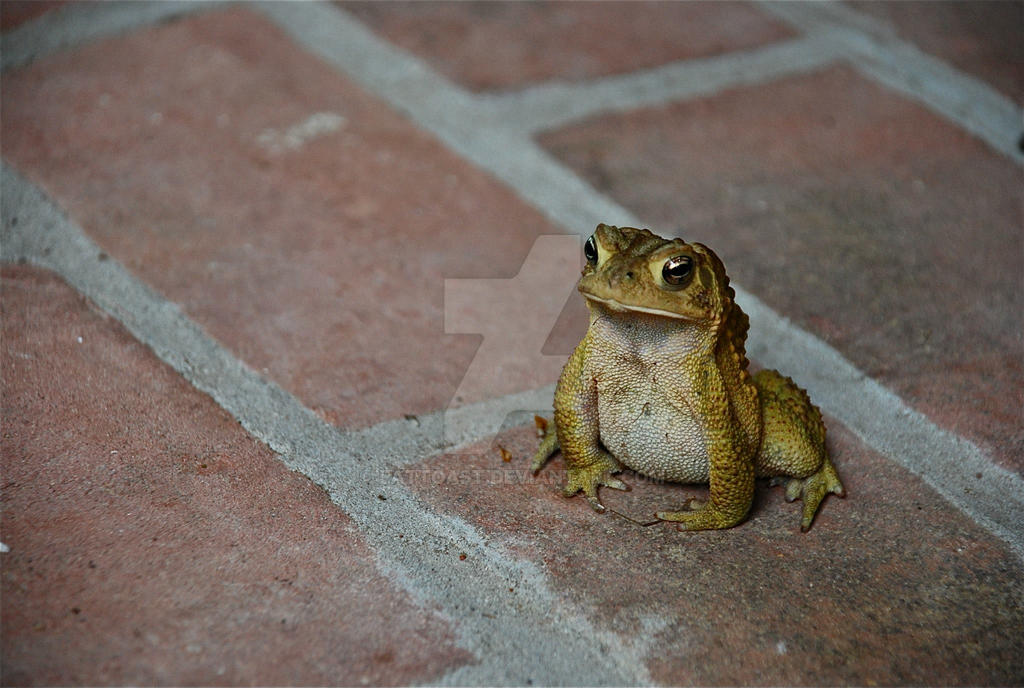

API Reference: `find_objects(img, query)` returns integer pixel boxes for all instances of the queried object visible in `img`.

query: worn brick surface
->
[0,1,65,32]
[849,0,1024,102]
[0,265,471,686]
[4,3,1023,686]
[342,0,795,92]
[539,65,1024,473]
[404,421,1024,686]
[0,6,575,430]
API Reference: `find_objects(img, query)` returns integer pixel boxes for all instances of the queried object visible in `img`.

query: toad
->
[532,224,844,531]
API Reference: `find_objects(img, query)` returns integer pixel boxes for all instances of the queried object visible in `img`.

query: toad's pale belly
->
[596,379,710,483]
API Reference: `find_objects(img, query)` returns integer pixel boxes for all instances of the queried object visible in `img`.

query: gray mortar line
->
[1,163,654,685]
[481,34,841,135]
[259,2,1024,562]
[0,0,224,72]
[759,1,1024,166]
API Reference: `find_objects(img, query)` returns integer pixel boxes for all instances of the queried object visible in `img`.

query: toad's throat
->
[582,293,694,321]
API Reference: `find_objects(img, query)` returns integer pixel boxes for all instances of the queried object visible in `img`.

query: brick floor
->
[849,0,1024,102]
[3,1,1022,686]
[0,265,471,685]
[0,6,572,430]
[0,1,65,32]
[402,420,1023,685]
[342,1,795,92]
[538,64,1024,473]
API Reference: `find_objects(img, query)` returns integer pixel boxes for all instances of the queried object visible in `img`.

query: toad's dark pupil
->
[663,256,694,285]
[584,235,598,264]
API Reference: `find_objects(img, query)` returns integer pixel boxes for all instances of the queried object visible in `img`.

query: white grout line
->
[0,0,223,72]
[258,2,1024,562]
[758,1,1024,166]
[481,34,842,135]
[1,162,655,685]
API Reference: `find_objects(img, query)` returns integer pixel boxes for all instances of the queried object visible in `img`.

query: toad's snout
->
[605,266,638,289]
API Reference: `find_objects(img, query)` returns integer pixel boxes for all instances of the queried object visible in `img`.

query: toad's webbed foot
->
[656,499,746,531]
[770,457,845,532]
[562,451,628,513]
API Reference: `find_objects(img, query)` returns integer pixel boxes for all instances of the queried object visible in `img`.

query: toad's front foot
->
[656,500,747,531]
[562,452,628,513]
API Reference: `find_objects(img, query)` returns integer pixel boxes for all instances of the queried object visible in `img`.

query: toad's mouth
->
[582,293,694,321]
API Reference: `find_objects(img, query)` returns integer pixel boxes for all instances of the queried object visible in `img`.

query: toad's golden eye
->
[584,234,598,265]
[662,255,694,286]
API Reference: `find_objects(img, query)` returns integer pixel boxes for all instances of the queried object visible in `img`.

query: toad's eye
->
[662,255,694,286]
[584,234,598,265]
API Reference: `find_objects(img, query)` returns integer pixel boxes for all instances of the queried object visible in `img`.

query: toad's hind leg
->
[753,369,845,532]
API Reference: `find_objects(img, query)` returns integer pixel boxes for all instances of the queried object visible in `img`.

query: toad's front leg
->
[657,373,756,530]
[547,338,628,512]
[656,432,754,530]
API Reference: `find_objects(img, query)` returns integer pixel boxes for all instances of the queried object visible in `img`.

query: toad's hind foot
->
[754,368,844,531]
[771,457,845,532]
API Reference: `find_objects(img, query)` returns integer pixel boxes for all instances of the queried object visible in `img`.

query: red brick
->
[0,7,575,430]
[342,1,796,92]
[0,265,471,685]
[403,420,1024,685]
[538,65,1024,472]
[850,0,1024,102]
[0,1,65,32]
